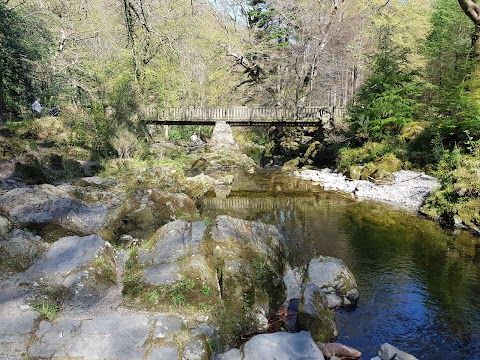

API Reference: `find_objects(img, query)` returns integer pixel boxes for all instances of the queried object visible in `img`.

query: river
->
[201,168,480,359]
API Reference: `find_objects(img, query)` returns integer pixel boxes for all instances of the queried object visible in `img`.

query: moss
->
[456,198,480,230]
[297,308,336,342]
[348,165,363,180]
[359,162,377,180]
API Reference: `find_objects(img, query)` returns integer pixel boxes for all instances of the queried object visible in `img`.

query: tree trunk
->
[0,63,6,116]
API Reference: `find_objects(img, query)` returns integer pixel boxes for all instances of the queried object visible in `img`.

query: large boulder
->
[297,283,338,342]
[306,256,359,308]
[0,182,124,235]
[216,331,325,360]
[137,220,211,286]
[103,189,197,242]
[282,263,339,342]
[209,215,285,312]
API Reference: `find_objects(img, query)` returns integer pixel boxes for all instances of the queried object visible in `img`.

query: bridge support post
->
[209,121,240,151]
[163,125,169,140]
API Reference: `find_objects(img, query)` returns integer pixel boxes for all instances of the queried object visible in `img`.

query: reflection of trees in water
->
[202,192,353,265]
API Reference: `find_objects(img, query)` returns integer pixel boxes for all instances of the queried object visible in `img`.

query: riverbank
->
[294,168,440,212]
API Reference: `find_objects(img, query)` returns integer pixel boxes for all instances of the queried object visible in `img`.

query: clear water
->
[202,169,480,360]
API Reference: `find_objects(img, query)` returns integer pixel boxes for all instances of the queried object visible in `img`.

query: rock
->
[137,220,209,287]
[104,189,197,242]
[378,343,418,360]
[182,336,212,360]
[283,264,305,303]
[216,348,242,360]
[26,235,116,306]
[210,215,283,256]
[29,314,181,360]
[141,262,181,286]
[13,161,48,184]
[0,183,124,235]
[240,331,325,360]
[298,283,337,342]
[0,229,46,273]
[210,215,285,313]
[138,220,206,265]
[316,342,361,359]
[148,346,179,360]
[306,256,359,308]
[0,215,12,235]
[0,307,40,359]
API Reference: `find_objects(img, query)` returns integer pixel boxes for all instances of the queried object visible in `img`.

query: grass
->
[31,300,60,321]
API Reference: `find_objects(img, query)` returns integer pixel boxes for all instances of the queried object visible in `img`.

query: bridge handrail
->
[143,105,346,122]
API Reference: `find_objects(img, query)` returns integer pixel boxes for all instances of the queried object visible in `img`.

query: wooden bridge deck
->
[142,106,346,126]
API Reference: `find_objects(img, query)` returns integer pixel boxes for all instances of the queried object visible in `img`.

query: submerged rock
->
[377,343,418,360]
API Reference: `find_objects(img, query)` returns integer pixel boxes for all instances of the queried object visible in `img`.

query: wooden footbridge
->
[142,106,346,126]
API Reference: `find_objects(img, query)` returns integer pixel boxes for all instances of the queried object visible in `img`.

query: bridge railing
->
[143,106,347,123]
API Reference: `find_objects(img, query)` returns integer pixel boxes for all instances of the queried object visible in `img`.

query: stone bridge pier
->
[209,121,240,151]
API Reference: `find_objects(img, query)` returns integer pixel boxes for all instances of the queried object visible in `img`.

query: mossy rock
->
[297,310,337,342]
[283,158,301,170]
[348,165,363,180]
[359,162,377,180]
[376,154,402,173]
[456,198,480,231]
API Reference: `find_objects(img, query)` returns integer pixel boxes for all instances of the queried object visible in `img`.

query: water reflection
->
[201,169,480,359]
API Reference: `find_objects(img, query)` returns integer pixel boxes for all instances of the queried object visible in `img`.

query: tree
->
[349,27,426,141]
[0,2,53,117]
[458,0,480,106]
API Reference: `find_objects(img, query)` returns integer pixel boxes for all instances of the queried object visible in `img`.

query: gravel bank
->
[295,169,440,212]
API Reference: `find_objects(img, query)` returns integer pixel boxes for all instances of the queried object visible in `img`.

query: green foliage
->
[111,126,146,159]
[247,0,292,47]
[0,3,53,115]
[349,27,427,141]
[32,300,60,321]
[423,0,475,119]
[169,125,212,143]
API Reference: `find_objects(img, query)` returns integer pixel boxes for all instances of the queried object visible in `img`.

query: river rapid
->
[201,168,480,360]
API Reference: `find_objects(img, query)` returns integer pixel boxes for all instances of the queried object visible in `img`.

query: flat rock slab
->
[217,331,325,360]
[138,220,206,265]
[29,314,182,360]
[28,235,109,286]
[0,310,40,359]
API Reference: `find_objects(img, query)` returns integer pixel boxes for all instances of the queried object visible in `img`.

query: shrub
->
[111,126,145,159]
